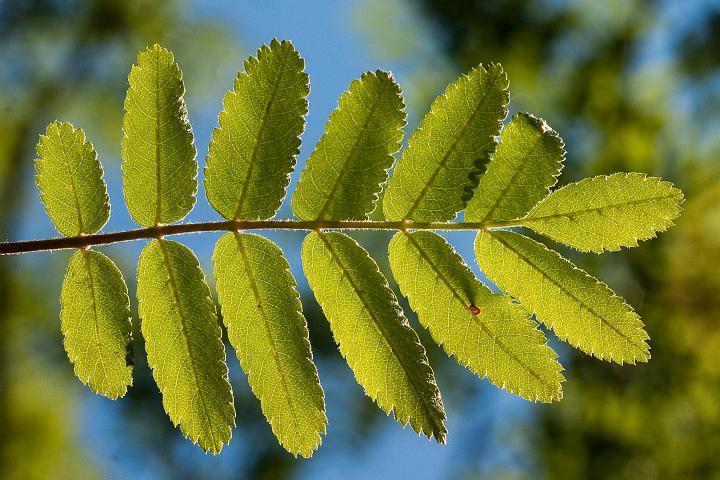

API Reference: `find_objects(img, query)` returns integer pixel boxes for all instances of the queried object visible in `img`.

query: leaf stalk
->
[0,219,513,255]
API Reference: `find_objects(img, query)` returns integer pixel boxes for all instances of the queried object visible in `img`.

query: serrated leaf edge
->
[470,112,565,223]
[35,121,111,236]
[393,63,510,221]
[204,39,308,221]
[311,231,447,443]
[396,231,564,402]
[121,44,198,227]
[220,232,326,458]
[142,239,235,454]
[292,70,407,221]
[520,172,685,253]
[60,249,133,399]
[314,70,406,220]
[479,230,650,365]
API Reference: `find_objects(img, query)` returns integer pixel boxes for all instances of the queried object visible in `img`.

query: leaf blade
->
[475,230,650,364]
[214,233,326,457]
[61,250,133,399]
[35,122,109,236]
[205,39,309,220]
[520,173,684,252]
[383,64,509,222]
[465,112,565,223]
[292,71,406,220]
[302,231,446,441]
[137,239,235,453]
[122,44,197,227]
[389,231,563,402]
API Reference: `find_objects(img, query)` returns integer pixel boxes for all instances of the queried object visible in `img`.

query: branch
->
[0,219,516,255]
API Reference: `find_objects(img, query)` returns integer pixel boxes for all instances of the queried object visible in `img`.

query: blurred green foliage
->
[2,0,720,478]
[409,0,720,477]
[0,3,377,478]
[0,1,248,478]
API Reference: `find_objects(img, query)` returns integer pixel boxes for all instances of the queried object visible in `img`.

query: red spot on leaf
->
[468,304,481,315]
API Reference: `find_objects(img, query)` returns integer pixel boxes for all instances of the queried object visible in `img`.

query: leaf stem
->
[0,219,516,255]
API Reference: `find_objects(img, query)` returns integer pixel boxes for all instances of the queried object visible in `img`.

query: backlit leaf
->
[122,44,197,227]
[205,40,309,220]
[36,122,109,236]
[475,230,650,364]
[520,173,684,252]
[214,233,326,457]
[465,113,564,223]
[61,249,133,399]
[302,231,446,441]
[389,231,563,402]
[137,239,235,454]
[383,64,509,222]
[292,71,405,220]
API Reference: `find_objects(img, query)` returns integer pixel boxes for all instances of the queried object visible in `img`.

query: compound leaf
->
[36,122,109,237]
[465,113,564,223]
[122,44,197,227]
[137,239,235,454]
[205,40,309,221]
[213,233,326,457]
[475,230,650,364]
[61,249,133,399]
[383,64,509,222]
[520,173,684,252]
[389,231,563,402]
[292,71,405,220]
[302,231,446,441]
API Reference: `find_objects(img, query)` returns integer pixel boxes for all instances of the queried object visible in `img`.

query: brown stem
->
[0,219,511,255]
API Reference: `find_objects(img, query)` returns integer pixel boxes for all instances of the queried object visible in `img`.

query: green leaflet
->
[389,231,564,402]
[520,173,684,252]
[383,64,509,222]
[17,41,693,457]
[302,232,446,441]
[465,113,564,223]
[35,122,109,236]
[61,249,133,399]
[122,44,197,227]
[137,239,235,454]
[205,40,309,221]
[213,233,326,457]
[475,230,650,364]
[292,71,405,220]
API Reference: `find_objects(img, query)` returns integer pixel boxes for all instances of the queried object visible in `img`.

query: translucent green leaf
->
[213,233,326,457]
[61,249,133,399]
[302,232,446,441]
[137,239,235,453]
[383,64,509,222]
[122,44,197,227]
[475,230,649,364]
[205,40,309,221]
[35,122,109,236]
[292,71,405,220]
[389,231,564,402]
[520,173,684,252]
[465,113,564,223]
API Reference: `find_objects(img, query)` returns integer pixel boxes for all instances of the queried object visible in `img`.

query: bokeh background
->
[1,0,719,478]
